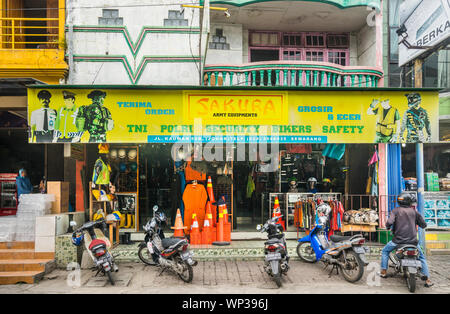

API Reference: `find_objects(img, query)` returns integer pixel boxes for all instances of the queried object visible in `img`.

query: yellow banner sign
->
[27,88,439,143]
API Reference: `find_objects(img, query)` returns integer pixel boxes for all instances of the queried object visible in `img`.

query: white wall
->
[356,23,377,67]
[66,0,201,85]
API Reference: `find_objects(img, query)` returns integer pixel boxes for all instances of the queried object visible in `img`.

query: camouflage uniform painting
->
[400,93,431,143]
[76,90,114,143]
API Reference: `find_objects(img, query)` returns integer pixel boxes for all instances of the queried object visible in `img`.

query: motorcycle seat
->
[161,237,186,249]
[265,238,283,245]
[329,235,351,243]
[88,239,107,250]
[397,244,418,251]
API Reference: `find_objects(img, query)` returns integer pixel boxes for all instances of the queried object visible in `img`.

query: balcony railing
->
[0,17,61,50]
[204,61,383,88]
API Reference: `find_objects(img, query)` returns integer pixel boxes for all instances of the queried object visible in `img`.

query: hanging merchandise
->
[285,144,312,154]
[175,160,186,220]
[182,182,208,235]
[128,149,137,160]
[185,161,207,181]
[246,174,256,199]
[92,157,111,185]
[322,144,346,160]
[118,149,126,159]
[307,177,318,194]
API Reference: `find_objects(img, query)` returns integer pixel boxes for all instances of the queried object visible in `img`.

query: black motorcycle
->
[138,206,197,283]
[256,216,290,288]
[71,219,118,285]
[389,244,423,292]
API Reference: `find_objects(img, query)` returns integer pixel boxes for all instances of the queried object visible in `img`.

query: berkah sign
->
[399,0,450,67]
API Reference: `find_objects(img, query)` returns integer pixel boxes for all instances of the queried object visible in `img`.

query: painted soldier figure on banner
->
[76,90,114,142]
[30,90,57,143]
[400,93,431,143]
[367,98,401,143]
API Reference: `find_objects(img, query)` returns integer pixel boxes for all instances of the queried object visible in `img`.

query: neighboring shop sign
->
[27,87,439,144]
[399,0,450,66]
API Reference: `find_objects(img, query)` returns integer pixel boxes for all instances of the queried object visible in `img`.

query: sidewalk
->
[0,256,448,294]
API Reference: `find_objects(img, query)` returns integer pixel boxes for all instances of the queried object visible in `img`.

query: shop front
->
[25,86,442,242]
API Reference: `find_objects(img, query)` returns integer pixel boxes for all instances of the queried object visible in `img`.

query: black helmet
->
[154,211,167,224]
[397,192,416,207]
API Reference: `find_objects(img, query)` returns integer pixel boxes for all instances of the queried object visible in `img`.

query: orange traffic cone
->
[219,196,231,242]
[171,208,187,237]
[272,197,285,230]
[190,213,202,245]
[201,202,215,244]
[213,199,230,246]
[207,176,217,226]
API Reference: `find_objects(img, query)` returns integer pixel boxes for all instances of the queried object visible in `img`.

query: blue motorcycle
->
[296,204,369,283]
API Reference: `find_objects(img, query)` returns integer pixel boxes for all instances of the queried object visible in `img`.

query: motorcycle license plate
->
[181,251,193,260]
[353,247,365,254]
[147,242,154,254]
[401,259,421,267]
[266,253,281,261]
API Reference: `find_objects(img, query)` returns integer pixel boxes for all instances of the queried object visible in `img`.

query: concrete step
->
[0,270,45,285]
[428,249,450,256]
[0,249,54,260]
[0,242,35,250]
[0,259,54,272]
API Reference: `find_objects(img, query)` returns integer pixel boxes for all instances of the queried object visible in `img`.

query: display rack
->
[111,145,140,233]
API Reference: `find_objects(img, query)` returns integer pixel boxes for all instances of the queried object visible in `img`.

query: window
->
[305,50,324,62]
[251,32,279,46]
[282,49,302,61]
[328,51,347,66]
[305,33,325,47]
[327,34,349,48]
[283,34,302,47]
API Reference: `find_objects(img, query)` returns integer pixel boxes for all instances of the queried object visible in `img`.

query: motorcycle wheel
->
[106,270,115,286]
[296,242,316,263]
[340,250,364,283]
[138,245,157,266]
[177,260,193,283]
[274,264,282,288]
[406,272,416,293]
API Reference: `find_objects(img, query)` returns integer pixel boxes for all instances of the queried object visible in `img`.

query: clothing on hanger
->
[182,182,208,234]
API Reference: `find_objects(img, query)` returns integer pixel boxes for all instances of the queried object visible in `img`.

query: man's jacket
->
[386,206,427,245]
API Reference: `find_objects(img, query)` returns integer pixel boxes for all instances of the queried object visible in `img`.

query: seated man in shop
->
[16,169,33,201]
[379,192,433,287]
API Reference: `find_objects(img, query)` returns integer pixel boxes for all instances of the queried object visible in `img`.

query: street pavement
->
[0,256,449,294]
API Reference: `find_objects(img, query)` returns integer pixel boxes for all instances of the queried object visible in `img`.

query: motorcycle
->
[296,207,369,283]
[138,205,197,283]
[388,244,423,293]
[71,219,118,285]
[256,215,290,287]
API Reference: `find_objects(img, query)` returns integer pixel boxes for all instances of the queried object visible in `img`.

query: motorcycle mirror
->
[256,224,262,231]
[153,205,158,212]
[69,221,77,227]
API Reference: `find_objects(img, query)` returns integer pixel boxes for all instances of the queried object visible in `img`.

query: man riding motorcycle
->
[379,192,433,287]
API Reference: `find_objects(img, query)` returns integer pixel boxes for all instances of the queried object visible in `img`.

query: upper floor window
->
[327,34,349,48]
[251,32,279,46]
[305,33,325,47]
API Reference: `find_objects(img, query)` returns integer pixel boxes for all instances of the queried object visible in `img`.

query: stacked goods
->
[439,177,450,191]
[425,172,440,192]
[343,209,378,225]
[14,194,54,241]
[0,216,17,242]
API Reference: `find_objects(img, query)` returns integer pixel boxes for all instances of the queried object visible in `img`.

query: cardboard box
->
[47,181,69,214]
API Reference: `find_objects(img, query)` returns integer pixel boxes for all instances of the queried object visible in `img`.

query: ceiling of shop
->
[210,1,372,32]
